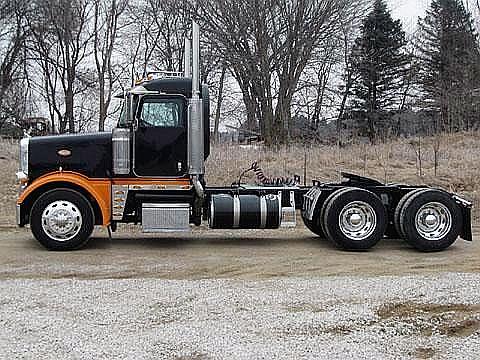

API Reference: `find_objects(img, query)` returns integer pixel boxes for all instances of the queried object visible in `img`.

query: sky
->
[390,0,480,32]
[389,0,430,32]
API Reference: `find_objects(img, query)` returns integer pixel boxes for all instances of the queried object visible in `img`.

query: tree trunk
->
[98,75,106,132]
[213,66,226,143]
[274,91,291,144]
[65,71,75,133]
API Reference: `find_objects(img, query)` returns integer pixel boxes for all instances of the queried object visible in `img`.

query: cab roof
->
[142,78,198,98]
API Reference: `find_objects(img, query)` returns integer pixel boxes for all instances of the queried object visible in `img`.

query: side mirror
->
[125,93,134,126]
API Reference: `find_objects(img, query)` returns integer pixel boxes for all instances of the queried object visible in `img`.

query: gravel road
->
[0,227,479,359]
[1,275,480,359]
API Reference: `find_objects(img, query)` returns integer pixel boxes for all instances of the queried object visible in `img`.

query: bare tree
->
[294,40,338,130]
[410,137,423,177]
[93,0,127,131]
[28,0,94,133]
[0,1,29,130]
[123,0,191,81]
[198,0,365,145]
[336,26,363,144]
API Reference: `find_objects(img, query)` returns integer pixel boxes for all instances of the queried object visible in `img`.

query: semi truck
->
[16,22,472,252]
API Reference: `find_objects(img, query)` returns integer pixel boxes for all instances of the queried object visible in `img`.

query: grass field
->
[0,138,20,226]
[1,132,479,226]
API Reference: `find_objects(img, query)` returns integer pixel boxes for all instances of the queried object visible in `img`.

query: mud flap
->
[453,195,473,242]
[303,187,323,221]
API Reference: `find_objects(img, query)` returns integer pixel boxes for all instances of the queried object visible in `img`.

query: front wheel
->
[30,188,94,251]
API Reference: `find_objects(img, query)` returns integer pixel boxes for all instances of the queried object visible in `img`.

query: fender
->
[18,171,111,226]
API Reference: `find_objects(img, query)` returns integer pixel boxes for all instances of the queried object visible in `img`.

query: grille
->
[112,128,131,175]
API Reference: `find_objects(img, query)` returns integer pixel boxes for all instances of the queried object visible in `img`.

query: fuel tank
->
[209,194,281,229]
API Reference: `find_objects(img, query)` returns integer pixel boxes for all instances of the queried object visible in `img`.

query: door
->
[134,95,187,177]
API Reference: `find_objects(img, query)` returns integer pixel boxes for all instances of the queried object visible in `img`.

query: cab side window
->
[139,99,183,128]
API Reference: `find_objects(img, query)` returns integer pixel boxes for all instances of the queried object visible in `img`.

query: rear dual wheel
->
[394,188,425,239]
[394,189,462,252]
[319,188,387,251]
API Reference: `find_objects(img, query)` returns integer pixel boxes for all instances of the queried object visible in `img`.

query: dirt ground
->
[1,226,480,359]
[1,225,480,359]
[1,224,479,280]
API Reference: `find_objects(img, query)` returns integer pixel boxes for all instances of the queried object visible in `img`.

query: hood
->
[28,132,113,181]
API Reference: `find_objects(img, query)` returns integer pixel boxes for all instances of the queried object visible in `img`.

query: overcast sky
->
[389,0,430,31]
[389,0,480,32]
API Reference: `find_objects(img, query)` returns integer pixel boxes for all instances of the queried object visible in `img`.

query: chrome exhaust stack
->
[187,21,205,187]
[183,37,191,78]
[191,21,200,99]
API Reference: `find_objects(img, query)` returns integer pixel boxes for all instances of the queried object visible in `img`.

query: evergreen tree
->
[349,0,410,141]
[417,0,480,132]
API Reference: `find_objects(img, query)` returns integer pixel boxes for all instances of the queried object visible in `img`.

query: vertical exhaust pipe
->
[188,20,205,194]
[192,21,200,99]
[184,37,191,77]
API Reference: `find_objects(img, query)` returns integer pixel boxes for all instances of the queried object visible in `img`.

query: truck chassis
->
[205,171,472,251]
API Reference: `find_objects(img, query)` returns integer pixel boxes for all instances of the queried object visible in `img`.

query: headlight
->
[19,138,29,175]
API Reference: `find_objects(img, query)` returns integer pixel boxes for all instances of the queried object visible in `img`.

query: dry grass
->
[206,131,480,222]
[0,138,19,226]
[1,131,479,226]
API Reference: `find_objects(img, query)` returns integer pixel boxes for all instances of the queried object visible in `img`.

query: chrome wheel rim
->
[41,200,82,241]
[339,201,377,241]
[415,202,452,241]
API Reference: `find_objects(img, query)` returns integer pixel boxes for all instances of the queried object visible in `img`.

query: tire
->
[321,188,387,251]
[319,188,354,243]
[394,189,425,239]
[399,189,462,252]
[30,188,94,251]
[301,210,325,238]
